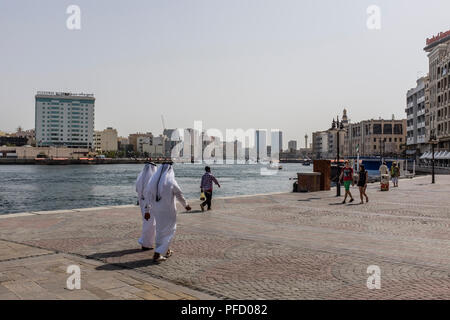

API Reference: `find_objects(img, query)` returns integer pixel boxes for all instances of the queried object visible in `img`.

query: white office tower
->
[35,92,95,149]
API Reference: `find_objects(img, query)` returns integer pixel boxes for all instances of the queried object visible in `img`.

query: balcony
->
[407,137,415,145]
[417,96,425,104]
[417,135,427,144]
[417,109,426,117]
[407,113,414,120]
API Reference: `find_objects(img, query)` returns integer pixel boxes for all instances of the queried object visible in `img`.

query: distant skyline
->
[1,0,450,149]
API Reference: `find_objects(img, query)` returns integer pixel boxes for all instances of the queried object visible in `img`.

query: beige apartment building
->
[425,30,450,151]
[138,134,166,156]
[94,127,118,152]
[128,132,153,153]
[344,118,406,158]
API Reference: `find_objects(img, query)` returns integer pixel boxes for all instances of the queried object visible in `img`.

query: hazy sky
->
[1,0,449,148]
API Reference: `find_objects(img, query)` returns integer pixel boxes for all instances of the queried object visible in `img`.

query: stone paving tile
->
[1,175,450,299]
[0,240,52,261]
[0,242,210,300]
[106,285,145,300]
[2,279,61,300]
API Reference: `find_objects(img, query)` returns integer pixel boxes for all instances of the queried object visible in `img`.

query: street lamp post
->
[432,141,435,184]
[332,117,344,197]
[430,132,437,184]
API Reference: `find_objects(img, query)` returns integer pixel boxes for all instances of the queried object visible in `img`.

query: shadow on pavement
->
[95,258,156,271]
[87,248,143,260]
[297,197,321,202]
[180,209,203,214]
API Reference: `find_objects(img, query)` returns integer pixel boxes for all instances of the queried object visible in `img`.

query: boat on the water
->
[302,157,312,166]
[267,161,283,170]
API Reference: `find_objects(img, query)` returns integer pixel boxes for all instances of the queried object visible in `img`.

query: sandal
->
[165,249,173,258]
[153,253,167,263]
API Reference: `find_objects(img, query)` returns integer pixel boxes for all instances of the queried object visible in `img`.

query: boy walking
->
[339,160,355,204]
[200,166,221,211]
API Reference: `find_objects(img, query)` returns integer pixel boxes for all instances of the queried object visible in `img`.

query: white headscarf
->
[148,163,177,203]
[135,163,157,199]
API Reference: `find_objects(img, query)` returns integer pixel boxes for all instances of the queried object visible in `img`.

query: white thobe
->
[151,183,188,255]
[136,165,157,248]
[137,198,156,248]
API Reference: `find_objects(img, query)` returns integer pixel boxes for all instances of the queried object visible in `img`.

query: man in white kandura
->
[147,163,191,262]
[135,162,158,251]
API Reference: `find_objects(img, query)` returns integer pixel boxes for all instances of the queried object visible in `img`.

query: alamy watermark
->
[367,265,381,289]
[66,265,81,290]
[66,5,81,30]
[167,121,283,175]
[366,5,381,30]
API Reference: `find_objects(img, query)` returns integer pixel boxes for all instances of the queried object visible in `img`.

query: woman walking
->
[357,164,369,204]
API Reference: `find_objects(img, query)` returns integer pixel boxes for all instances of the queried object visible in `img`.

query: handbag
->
[200,192,206,201]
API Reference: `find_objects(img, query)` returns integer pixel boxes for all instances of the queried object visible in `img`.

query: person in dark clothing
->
[200,166,220,211]
[357,164,369,204]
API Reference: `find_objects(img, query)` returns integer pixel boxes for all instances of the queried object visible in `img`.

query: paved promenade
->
[1,175,450,299]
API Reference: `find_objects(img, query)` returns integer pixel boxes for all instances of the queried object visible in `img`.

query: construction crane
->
[161,115,166,131]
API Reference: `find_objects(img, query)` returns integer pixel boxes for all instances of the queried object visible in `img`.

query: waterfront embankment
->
[0,158,169,165]
[1,175,450,299]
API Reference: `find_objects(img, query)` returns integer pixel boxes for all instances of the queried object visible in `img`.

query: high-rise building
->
[255,130,267,162]
[270,130,283,155]
[424,29,450,151]
[35,92,95,148]
[312,131,329,159]
[288,140,297,152]
[406,76,428,160]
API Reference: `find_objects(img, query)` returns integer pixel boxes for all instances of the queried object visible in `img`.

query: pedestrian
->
[379,161,389,175]
[379,161,390,191]
[339,160,355,204]
[147,163,191,262]
[391,162,400,187]
[135,162,157,251]
[357,164,369,204]
[200,166,221,211]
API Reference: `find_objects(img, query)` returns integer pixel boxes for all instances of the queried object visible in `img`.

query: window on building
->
[394,124,403,134]
[373,124,382,134]
[383,124,392,134]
